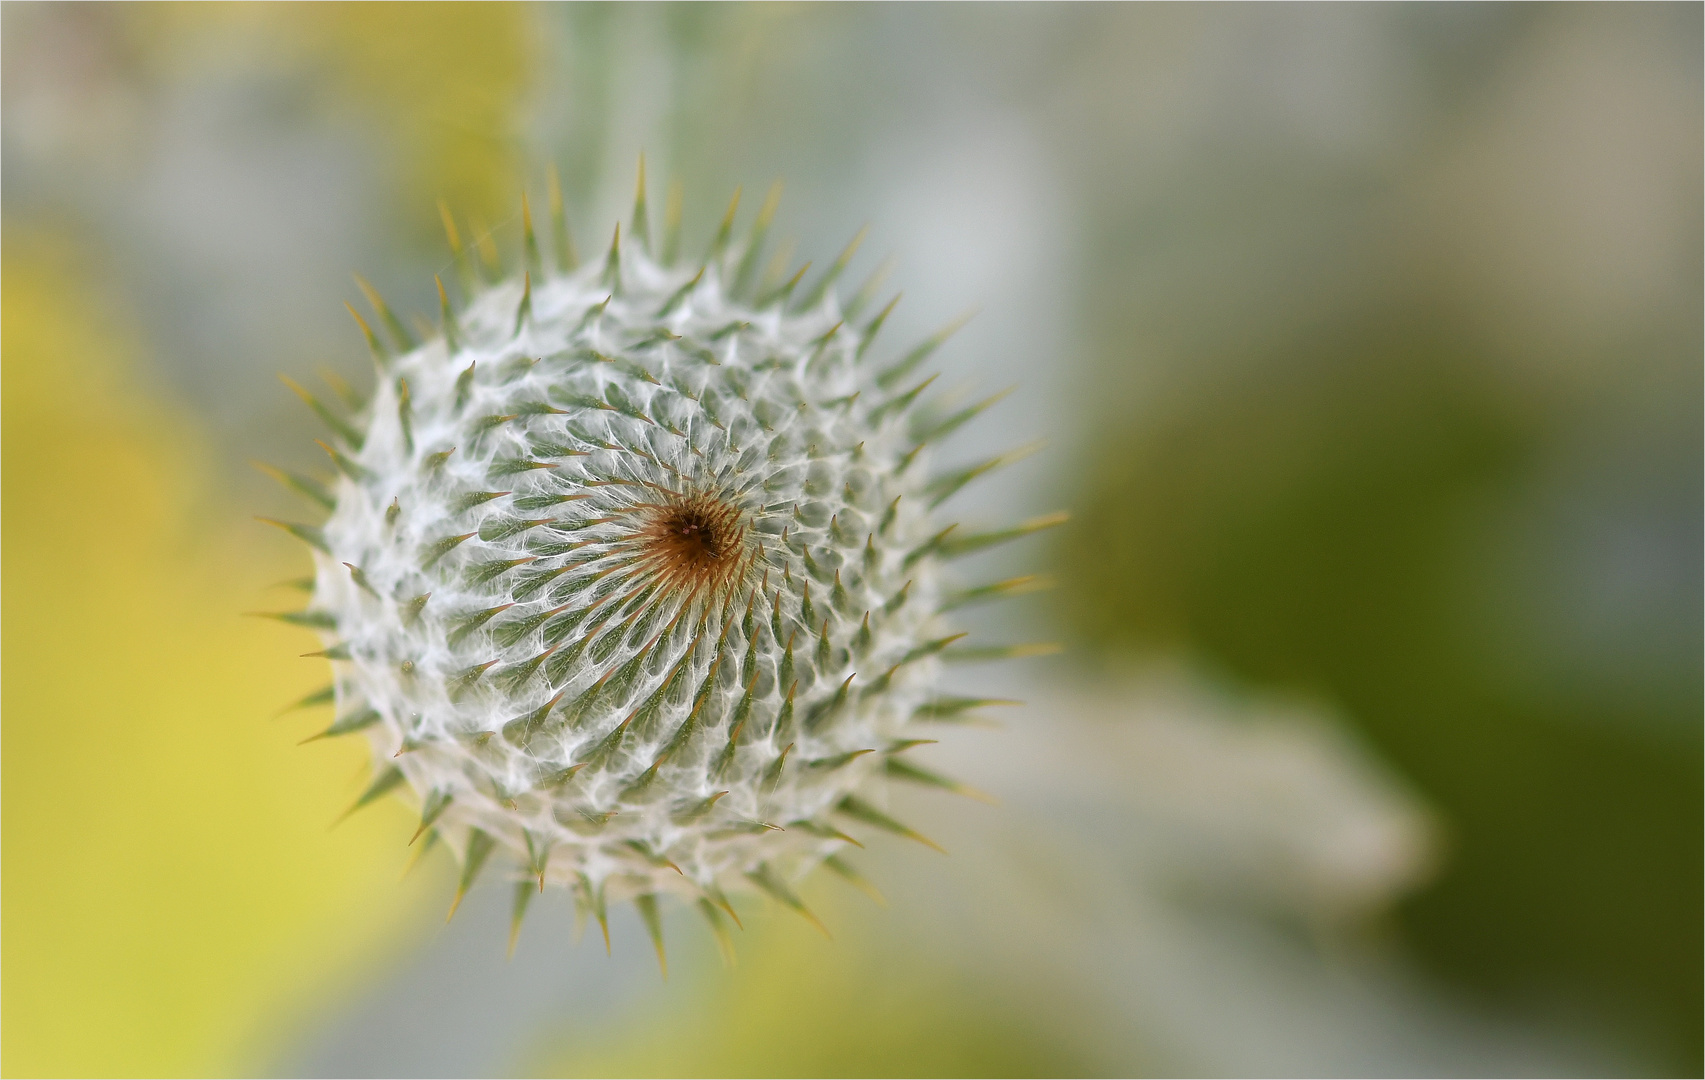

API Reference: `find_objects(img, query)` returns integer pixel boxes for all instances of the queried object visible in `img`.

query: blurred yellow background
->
[2,231,436,1076]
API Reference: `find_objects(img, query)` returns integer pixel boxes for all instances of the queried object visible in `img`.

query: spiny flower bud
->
[261,164,1063,966]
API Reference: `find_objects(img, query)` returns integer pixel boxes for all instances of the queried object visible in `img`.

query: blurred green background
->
[3,3,1698,1077]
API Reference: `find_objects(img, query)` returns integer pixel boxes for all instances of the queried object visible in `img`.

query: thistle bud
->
[264,165,1060,965]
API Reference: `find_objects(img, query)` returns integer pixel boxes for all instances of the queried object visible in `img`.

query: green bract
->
[263,164,1061,967]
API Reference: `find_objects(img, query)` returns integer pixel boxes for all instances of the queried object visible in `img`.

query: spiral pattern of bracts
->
[262,164,1064,964]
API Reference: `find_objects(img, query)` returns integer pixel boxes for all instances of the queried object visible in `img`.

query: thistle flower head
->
[265,166,1060,961]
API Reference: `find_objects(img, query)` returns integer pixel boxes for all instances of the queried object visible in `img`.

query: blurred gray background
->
[3,3,1698,1076]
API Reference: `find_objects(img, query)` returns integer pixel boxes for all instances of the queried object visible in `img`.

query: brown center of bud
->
[629,490,751,599]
